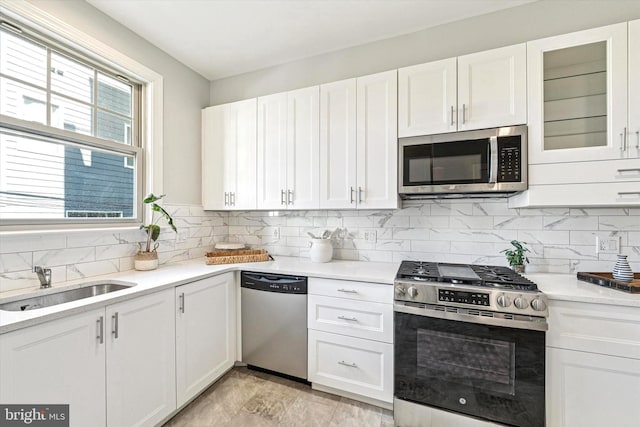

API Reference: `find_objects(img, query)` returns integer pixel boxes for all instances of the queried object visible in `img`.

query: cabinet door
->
[398,58,457,136]
[546,347,640,427]
[287,86,320,209]
[106,289,176,427]
[257,92,288,209]
[457,43,526,131]
[230,98,257,209]
[176,273,236,407]
[202,105,226,210]
[0,310,106,427]
[356,70,398,209]
[630,19,640,159]
[528,23,628,164]
[319,79,357,209]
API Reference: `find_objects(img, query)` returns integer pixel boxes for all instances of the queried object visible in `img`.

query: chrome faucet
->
[33,266,52,288]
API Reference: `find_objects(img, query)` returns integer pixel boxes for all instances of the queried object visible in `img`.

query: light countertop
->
[1,256,638,334]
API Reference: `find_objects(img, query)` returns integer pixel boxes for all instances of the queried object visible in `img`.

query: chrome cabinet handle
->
[97,316,104,344]
[620,129,626,152]
[179,293,185,314]
[617,192,640,196]
[112,312,119,339]
[230,192,235,206]
[617,168,640,173]
[224,192,229,206]
[337,315,358,322]
[287,189,294,205]
[350,186,355,204]
[462,103,466,124]
[636,130,639,150]
[358,187,363,203]
[280,189,286,205]
[450,105,454,126]
[337,288,358,294]
[337,360,358,368]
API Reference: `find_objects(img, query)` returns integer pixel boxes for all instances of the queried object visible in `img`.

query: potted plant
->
[501,240,530,273]
[134,193,177,271]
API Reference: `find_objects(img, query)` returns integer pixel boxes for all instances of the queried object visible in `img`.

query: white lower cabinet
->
[0,308,106,427]
[307,278,393,406]
[546,300,640,426]
[0,289,176,427]
[175,273,236,407]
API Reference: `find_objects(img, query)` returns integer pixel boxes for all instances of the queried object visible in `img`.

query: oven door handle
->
[488,136,498,184]
[394,303,548,332]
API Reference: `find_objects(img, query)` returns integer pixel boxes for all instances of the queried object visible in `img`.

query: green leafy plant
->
[140,193,177,253]
[501,240,530,267]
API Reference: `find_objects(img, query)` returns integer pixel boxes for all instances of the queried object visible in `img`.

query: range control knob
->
[496,294,512,308]
[514,296,529,310]
[395,286,406,296]
[407,287,419,298]
[531,298,547,312]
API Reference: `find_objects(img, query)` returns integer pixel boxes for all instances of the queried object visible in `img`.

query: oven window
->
[417,329,516,395]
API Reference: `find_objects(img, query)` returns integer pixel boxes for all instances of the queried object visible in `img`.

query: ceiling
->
[87,0,534,81]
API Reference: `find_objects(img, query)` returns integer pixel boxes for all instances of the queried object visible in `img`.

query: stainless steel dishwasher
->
[241,271,308,381]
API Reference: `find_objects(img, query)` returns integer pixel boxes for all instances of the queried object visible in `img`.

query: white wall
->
[209,0,640,104]
[26,0,210,206]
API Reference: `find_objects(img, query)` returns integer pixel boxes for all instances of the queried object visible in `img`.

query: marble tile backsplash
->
[227,200,640,275]
[1,199,638,293]
[0,205,228,293]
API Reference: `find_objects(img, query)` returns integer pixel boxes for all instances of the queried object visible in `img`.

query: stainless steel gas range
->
[393,261,548,427]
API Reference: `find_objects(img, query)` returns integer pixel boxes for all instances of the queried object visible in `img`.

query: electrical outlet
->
[364,230,377,243]
[596,236,619,254]
[273,227,280,239]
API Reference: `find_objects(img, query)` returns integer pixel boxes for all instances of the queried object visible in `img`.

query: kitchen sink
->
[0,282,136,312]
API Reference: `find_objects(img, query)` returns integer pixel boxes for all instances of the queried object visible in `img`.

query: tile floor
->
[164,367,394,427]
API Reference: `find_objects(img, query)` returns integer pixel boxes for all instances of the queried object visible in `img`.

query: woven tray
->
[577,272,640,293]
[205,249,271,265]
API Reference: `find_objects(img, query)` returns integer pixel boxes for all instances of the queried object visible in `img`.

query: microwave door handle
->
[488,136,498,184]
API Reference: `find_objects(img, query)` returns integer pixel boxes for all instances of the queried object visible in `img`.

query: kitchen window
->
[0,19,143,226]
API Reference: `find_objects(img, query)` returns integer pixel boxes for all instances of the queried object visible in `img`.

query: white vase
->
[309,238,333,263]
[612,254,633,283]
[134,251,159,271]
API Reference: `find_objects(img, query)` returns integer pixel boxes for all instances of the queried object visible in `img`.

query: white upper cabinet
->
[356,70,399,209]
[398,44,526,137]
[457,43,527,131]
[319,78,357,209]
[527,22,629,164]
[398,58,457,136]
[202,99,257,210]
[257,86,320,210]
[629,19,640,158]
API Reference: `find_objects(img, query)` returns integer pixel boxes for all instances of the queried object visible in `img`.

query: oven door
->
[394,307,545,427]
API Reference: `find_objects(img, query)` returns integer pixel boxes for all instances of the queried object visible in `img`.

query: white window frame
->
[0,0,163,231]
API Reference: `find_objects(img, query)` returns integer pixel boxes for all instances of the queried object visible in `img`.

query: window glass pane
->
[51,94,93,136]
[97,110,131,144]
[0,29,47,88]
[98,72,132,116]
[0,77,47,124]
[0,130,135,220]
[51,52,94,103]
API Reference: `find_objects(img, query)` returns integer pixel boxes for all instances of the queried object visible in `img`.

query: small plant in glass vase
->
[501,240,530,273]
[134,193,177,271]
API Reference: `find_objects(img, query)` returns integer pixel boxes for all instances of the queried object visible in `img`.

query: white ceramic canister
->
[309,238,333,263]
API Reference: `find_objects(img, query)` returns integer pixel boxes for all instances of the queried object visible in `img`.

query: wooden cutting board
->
[577,272,640,293]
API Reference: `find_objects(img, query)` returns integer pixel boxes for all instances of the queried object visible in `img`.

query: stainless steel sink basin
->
[0,282,136,311]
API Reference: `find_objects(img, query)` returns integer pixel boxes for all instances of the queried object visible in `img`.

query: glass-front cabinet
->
[527,22,630,164]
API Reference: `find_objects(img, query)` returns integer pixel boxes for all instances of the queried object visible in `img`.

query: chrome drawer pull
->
[338,360,358,368]
[617,192,640,196]
[617,168,640,173]
[337,288,358,294]
[337,315,358,322]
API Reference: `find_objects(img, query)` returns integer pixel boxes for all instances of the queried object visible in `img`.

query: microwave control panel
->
[497,136,521,182]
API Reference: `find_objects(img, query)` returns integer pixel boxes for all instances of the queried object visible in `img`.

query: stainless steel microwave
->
[398,125,527,199]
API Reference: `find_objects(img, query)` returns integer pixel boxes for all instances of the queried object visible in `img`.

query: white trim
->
[0,0,164,198]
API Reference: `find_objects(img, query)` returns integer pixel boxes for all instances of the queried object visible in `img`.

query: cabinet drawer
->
[547,300,640,359]
[308,329,393,403]
[309,278,393,303]
[529,159,640,185]
[308,295,393,343]
[509,181,640,207]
